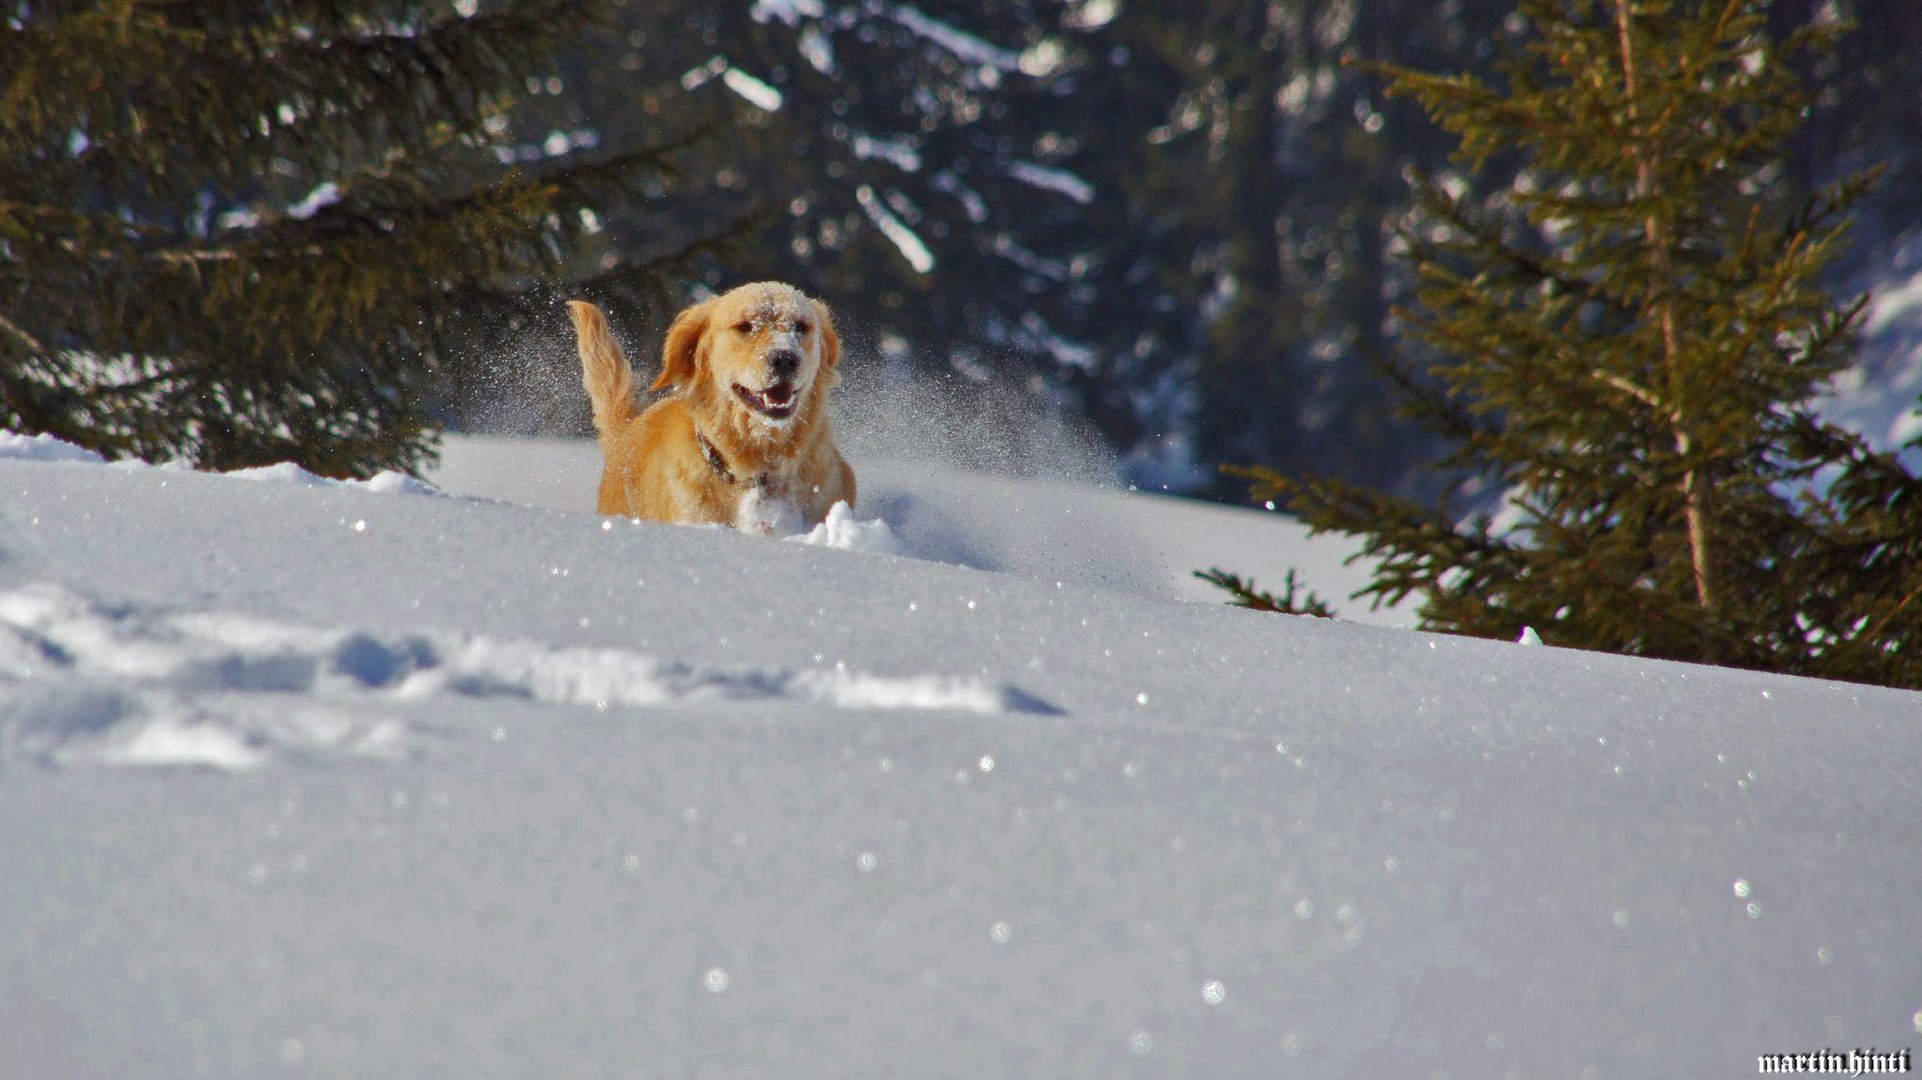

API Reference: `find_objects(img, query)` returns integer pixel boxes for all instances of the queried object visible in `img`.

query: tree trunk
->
[1615,0,1716,620]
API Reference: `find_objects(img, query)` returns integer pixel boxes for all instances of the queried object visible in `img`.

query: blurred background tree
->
[488,0,1141,464]
[8,0,1922,503]
[0,0,724,476]
[512,0,1517,496]
[1097,0,1512,496]
[509,0,1922,501]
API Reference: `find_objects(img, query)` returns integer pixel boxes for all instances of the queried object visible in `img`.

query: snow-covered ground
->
[4,431,1920,1078]
[426,434,1406,619]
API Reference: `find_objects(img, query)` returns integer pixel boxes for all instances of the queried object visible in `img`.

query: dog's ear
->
[654,299,711,392]
[812,298,841,372]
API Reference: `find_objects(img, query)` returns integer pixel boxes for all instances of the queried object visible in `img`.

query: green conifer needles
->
[0,1,684,476]
[1225,0,1922,688]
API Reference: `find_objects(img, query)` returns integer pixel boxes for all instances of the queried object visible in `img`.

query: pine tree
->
[0,0,705,476]
[1221,0,1922,687]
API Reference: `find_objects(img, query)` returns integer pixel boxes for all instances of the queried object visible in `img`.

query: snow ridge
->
[0,434,448,496]
[0,431,107,465]
[222,461,446,497]
[0,585,1056,771]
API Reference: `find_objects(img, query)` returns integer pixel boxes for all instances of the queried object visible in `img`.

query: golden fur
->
[567,283,855,531]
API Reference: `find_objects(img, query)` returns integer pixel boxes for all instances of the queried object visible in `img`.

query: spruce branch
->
[1196,568,1336,619]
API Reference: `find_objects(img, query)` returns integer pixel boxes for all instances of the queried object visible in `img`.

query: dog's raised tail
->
[567,300,637,436]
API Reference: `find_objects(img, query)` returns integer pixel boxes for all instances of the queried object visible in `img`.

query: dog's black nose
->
[767,349,801,379]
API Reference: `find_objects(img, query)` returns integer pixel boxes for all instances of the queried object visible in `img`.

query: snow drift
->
[2,434,1919,1079]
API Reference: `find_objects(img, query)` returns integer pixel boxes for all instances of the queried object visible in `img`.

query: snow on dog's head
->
[657,282,841,436]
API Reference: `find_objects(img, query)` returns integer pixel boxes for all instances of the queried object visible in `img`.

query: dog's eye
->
[733,321,753,334]
[794,320,811,334]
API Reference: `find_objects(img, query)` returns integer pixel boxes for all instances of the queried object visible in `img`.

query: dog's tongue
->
[764,383,795,406]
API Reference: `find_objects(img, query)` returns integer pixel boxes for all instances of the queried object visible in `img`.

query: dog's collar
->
[694,427,740,487]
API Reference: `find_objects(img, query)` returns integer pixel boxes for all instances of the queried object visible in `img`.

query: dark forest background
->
[5,1,1918,499]
[470,0,1922,503]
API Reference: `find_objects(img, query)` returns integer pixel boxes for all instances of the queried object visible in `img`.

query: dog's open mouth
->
[733,381,799,421]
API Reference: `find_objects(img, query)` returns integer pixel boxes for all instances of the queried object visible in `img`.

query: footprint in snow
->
[0,584,1060,771]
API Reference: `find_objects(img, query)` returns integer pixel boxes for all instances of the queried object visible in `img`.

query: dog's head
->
[655,282,840,426]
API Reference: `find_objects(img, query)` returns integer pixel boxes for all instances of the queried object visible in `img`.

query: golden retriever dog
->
[567,283,855,533]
